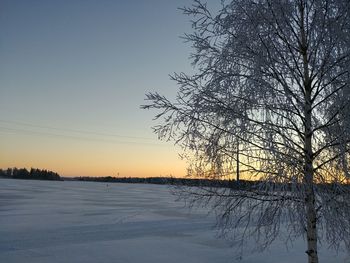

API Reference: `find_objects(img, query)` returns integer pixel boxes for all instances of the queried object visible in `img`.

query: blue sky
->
[0,0,198,177]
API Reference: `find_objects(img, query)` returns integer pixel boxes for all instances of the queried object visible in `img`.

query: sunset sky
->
[0,0,205,177]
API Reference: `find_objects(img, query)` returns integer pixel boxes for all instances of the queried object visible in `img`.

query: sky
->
[0,0,200,177]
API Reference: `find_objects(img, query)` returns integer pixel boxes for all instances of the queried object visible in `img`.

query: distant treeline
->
[74,176,249,188]
[0,167,62,181]
[74,176,350,193]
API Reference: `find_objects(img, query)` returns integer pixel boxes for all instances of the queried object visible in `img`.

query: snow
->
[0,178,349,263]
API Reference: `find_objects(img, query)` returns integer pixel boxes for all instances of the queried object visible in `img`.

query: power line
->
[0,119,157,141]
[0,119,175,147]
[0,126,170,147]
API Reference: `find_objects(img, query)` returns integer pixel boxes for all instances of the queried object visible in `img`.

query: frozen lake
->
[0,178,348,263]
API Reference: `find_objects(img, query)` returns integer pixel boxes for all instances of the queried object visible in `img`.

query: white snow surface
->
[0,178,349,263]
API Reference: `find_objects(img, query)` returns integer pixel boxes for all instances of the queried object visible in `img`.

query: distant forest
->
[0,167,61,181]
[75,176,246,188]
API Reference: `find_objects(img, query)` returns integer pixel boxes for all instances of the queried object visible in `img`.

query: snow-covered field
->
[0,178,348,263]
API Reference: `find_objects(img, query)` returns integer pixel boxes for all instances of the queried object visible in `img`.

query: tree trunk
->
[304,101,318,263]
[304,98,318,263]
[305,186,318,263]
[304,84,318,263]
[304,80,319,263]
[300,2,319,261]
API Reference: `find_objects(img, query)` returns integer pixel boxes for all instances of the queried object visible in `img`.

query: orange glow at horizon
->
[0,132,187,178]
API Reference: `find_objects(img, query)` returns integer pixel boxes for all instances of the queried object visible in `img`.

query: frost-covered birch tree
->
[142,1,350,262]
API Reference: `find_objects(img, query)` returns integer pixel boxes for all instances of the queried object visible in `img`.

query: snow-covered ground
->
[0,178,348,263]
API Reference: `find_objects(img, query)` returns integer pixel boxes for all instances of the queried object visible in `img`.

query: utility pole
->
[236,142,240,185]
